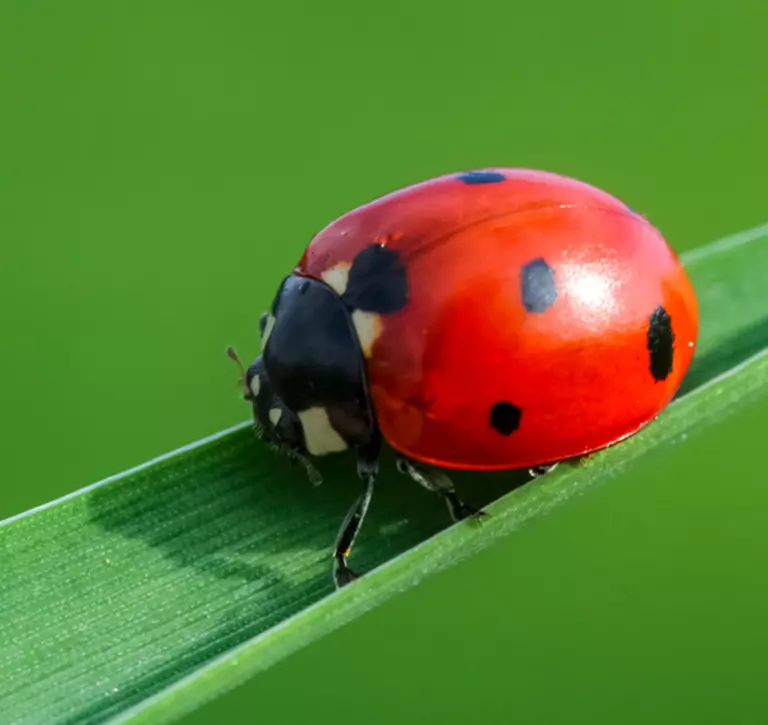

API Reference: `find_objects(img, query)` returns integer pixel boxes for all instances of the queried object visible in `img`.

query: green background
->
[2,1,767,723]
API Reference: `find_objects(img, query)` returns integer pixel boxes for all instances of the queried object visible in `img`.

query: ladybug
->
[228,168,699,588]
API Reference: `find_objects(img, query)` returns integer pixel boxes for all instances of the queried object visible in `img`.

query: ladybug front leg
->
[396,458,490,524]
[332,430,382,589]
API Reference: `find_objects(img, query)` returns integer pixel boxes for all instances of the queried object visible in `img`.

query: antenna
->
[226,346,250,398]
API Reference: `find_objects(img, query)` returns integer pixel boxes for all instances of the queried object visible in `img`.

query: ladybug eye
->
[259,312,268,336]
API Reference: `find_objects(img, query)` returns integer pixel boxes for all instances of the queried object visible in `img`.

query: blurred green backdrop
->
[2,0,767,723]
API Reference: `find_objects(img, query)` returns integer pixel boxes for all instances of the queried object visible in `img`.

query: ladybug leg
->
[290,451,323,486]
[396,458,490,524]
[529,463,558,478]
[332,431,382,589]
[332,470,375,588]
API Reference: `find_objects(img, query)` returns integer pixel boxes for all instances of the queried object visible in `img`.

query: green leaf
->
[2,223,768,725]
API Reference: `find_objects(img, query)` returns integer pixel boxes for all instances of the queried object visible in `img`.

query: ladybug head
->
[243,355,307,456]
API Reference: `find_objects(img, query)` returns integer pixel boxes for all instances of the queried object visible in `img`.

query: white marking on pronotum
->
[297,407,348,456]
[249,375,261,399]
[321,262,352,296]
[351,309,383,358]
[260,314,276,351]
[268,408,283,426]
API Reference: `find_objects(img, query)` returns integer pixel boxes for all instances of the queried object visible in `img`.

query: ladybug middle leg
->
[396,458,490,523]
[332,430,382,589]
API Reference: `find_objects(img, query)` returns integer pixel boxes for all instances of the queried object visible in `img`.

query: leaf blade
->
[2,222,768,725]
[114,345,768,725]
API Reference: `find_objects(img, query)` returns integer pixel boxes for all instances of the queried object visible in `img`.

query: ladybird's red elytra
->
[231,167,699,588]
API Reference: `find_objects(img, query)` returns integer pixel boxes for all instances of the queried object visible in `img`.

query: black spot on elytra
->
[647,305,675,381]
[457,170,506,184]
[342,243,408,314]
[490,401,522,436]
[521,258,557,313]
